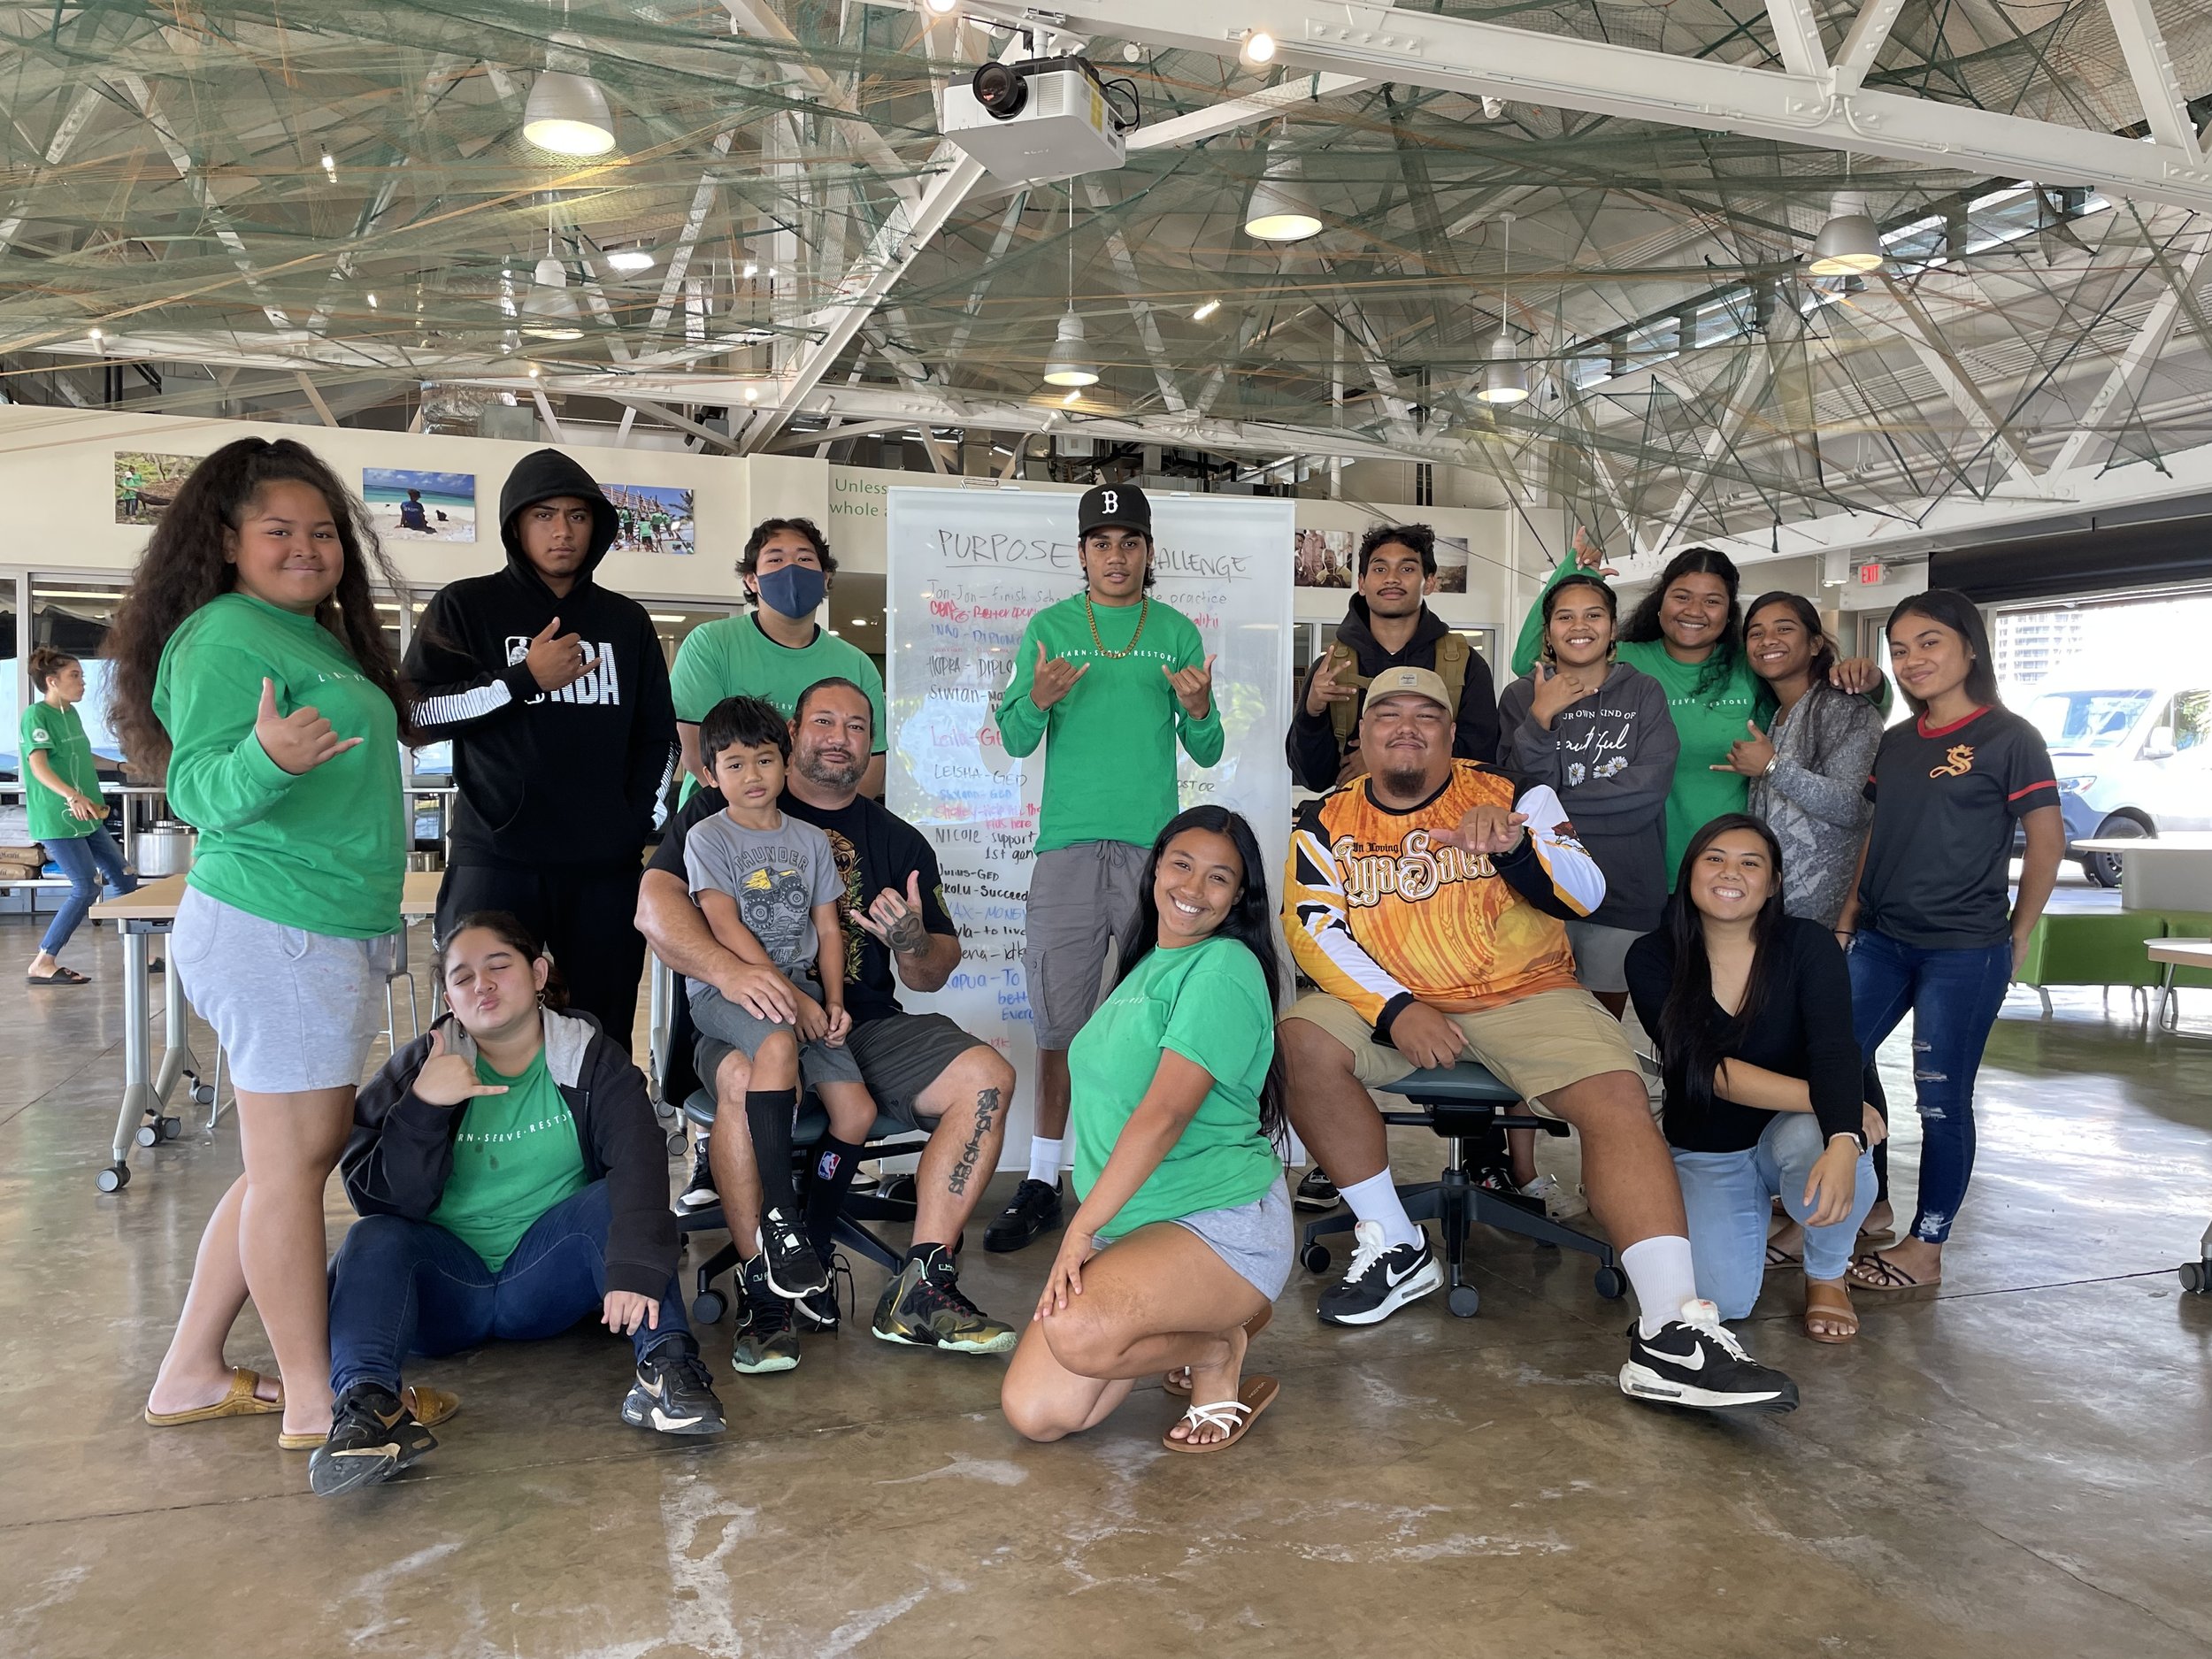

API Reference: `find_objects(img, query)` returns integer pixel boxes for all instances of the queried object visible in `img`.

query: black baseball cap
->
[1077,482,1151,539]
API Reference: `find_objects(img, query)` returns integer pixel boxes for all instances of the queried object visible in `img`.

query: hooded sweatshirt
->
[1286,596,1500,790]
[1496,660,1678,933]
[403,449,677,867]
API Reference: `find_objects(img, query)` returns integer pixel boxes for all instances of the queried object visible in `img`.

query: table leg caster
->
[96,1163,130,1194]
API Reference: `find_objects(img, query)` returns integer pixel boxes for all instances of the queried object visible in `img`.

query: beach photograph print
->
[605,482,695,556]
[364,467,475,542]
[114,452,200,525]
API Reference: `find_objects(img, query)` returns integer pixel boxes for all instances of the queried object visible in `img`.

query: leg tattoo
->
[947,1087,1001,1198]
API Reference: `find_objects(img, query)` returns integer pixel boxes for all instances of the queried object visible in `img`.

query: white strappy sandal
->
[1162,1375,1279,1454]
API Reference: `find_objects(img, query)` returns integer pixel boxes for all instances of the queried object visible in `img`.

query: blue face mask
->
[756,563,826,619]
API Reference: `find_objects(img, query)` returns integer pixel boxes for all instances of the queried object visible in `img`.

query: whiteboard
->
[886,488,1296,1167]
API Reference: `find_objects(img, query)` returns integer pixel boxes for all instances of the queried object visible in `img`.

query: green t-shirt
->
[994,592,1224,853]
[19,699,104,842]
[668,612,887,800]
[428,1046,589,1270]
[1069,934,1281,1236]
[153,592,404,939]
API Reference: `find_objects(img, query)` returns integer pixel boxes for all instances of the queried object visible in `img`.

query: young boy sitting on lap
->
[685,695,877,1306]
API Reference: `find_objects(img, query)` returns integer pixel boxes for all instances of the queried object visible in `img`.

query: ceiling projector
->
[941,55,1129,185]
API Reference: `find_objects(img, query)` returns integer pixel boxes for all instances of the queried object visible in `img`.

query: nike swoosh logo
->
[1650,1340,1707,1371]
[1383,1256,1425,1287]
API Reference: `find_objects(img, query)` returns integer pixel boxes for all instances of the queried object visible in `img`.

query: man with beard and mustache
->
[637,678,1018,1369]
[1277,667,1801,1417]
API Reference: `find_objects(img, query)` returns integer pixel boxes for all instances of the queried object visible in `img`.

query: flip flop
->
[1164,1303,1274,1397]
[1845,1251,1939,1294]
[144,1367,283,1426]
[1803,1280,1859,1343]
[1163,1375,1279,1454]
[27,966,88,986]
[277,1384,460,1449]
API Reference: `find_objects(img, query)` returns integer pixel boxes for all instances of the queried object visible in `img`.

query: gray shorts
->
[686,978,864,1089]
[1565,918,1642,996]
[1102,1176,1294,1302]
[172,887,392,1094]
[1024,840,1148,1049]
[695,1010,985,1130]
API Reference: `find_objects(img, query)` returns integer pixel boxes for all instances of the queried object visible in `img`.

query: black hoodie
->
[1286,595,1500,789]
[404,449,677,866]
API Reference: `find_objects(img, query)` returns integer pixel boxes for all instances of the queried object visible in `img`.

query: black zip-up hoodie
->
[1286,596,1501,790]
[342,1007,676,1298]
[403,449,677,866]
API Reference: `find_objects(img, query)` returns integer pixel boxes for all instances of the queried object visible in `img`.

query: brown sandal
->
[1163,1375,1279,1454]
[144,1367,282,1426]
[1846,1250,1940,1293]
[1802,1280,1859,1344]
[1164,1303,1273,1397]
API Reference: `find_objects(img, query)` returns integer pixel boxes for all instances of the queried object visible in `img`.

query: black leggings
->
[436,860,646,1056]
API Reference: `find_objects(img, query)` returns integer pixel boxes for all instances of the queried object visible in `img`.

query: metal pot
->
[134,822,196,878]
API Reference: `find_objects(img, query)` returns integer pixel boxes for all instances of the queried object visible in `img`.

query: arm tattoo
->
[945,1086,1000,1198]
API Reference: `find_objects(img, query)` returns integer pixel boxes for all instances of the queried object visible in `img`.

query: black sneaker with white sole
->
[1294,1167,1340,1211]
[621,1343,727,1435]
[678,1134,717,1211]
[1317,1219,1443,1326]
[757,1203,830,1299]
[308,1382,437,1497]
[1619,1299,1801,1416]
[983,1178,1063,1253]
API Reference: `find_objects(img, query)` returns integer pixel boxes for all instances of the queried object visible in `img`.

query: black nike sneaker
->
[1294,1167,1340,1211]
[983,1178,1063,1253]
[1619,1299,1801,1416]
[621,1343,727,1436]
[757,1203,830,1299]
[732,1256,801,1374]
[1317,1220,1443,1326]
[677,1134,718,1211]
[794,1253,852,1333]
[308,1382,438,1497]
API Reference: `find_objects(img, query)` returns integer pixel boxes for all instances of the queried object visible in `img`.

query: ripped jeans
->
[1849,927,2013,1246]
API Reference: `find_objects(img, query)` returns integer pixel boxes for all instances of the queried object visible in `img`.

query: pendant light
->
[1809,189,1885,275]
[1243,126,1322,242]
[523,28,617,157]
[1475,212,1528,405]
[520,227,584,340]
[1041,189,1098,387]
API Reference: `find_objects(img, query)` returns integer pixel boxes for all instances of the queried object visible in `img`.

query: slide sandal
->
[27,967,88,987]
[1802,1280,1859,1343]
[145,1367,283,1426]
[1163,1375,1279,1454]
[1164,1303,1273,1397]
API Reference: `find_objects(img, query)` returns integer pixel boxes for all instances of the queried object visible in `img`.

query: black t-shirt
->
[650,787,956,1025]
[1857,705,2058,949]
[1623,917,1863,1154]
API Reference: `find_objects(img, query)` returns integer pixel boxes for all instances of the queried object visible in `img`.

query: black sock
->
[745,1088,800,1214]
[803,1135,865,1261]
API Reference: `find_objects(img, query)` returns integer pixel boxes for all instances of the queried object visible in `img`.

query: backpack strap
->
[1433,632,1470,722]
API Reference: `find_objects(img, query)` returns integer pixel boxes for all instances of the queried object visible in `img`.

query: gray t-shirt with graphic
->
[683,810,845,980]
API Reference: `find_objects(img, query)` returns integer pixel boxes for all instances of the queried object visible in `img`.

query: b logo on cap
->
[1101,489,1118,516]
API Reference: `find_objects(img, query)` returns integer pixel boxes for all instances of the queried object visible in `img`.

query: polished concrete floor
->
[3,913,2209,1659]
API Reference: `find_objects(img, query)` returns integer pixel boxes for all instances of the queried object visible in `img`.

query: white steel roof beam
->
[2104,0,2203,164]
[1832,0,1909,90]
[2049,226,2212,474]
[1763,0,1829,79]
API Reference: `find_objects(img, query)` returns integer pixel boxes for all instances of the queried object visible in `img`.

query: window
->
[29,579,128,763]
[2171,690,2212,753]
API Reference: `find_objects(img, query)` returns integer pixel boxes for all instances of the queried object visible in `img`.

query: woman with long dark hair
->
[1624,816,1879,1342]
[19,645,137,985]
[1002,805,1290,1453]
[1837,590,2062,1294]
[124,438,419,1448]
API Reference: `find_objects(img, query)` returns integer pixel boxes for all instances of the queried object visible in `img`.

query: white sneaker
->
[1519,1173,1589,1221]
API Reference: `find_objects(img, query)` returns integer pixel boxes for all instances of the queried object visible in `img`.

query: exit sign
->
[1857,561,1886,586]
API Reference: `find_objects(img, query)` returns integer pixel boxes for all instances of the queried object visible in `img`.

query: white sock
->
[1337,1170,1423,1252]
[1621,1235,1699,1338]
[1026,1136,1064,1187]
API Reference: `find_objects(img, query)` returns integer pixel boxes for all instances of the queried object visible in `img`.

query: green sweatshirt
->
[1511,549,1890,875]
[995,591,1224,853]
[154,593,404,939]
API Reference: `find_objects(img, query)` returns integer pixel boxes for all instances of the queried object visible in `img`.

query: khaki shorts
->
[1281,987,1641,1118]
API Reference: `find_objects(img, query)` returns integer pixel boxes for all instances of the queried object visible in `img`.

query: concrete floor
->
[3,914,2209,1659]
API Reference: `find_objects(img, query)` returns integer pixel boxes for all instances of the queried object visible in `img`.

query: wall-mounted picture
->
[363,467,476,542]
[1294,526,1356,588]
[1433,534,1471,594]
[113,452,200,524]
[605,482,696,556]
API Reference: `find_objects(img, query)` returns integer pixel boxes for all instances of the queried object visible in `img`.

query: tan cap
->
[1363,665,1452,711]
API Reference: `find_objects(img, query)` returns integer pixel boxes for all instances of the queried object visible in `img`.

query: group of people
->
[62,433,2055,1492]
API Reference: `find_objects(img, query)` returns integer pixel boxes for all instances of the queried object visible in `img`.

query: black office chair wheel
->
[96,1163,129,1194]
[1446,1285,1481,1318]
[1593,1265,1627,1301]
[691,1288,728,1325]
[1301,1242,1332,1274]
[188,1076,215,1107]
[2182,1260,2209,1295]
[136,1123,160,1148]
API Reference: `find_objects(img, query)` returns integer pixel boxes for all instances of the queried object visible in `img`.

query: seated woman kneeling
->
[312,912,725,1497]
[1624,816,1881,1344]
[1002,806,1292,1453]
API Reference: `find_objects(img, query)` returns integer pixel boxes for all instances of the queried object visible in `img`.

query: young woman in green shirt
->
[19,645,136,985]
[1001,805,1289,1455]
[113,438,419,1448]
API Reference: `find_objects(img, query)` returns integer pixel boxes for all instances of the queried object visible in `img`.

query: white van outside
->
[2023,677,2212,886]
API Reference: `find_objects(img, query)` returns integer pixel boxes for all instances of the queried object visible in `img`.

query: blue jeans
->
[39,826,134,956]
[1848,927,2012,1246]
[1673,1114,1877,1319]
[326,1179,690,1397]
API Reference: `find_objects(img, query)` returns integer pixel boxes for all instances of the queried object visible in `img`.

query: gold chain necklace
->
[1084,593,1149,658]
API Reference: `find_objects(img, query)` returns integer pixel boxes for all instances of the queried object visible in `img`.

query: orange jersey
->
[1284,761,1602,1024]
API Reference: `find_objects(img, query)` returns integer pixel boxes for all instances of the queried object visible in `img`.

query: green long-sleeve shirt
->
[1510,549,1889,875]
[995,591,1223,853]
[154,592,404,939]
